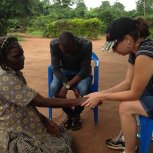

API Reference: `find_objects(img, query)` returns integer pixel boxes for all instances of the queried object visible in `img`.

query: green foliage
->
[74,0,87,18]
[99,1,111,9]
[0,0,42,35]
[145,15,153,26]
[3,0,152,40]
[50,0,75,8]
[0,19,7,36]
[26,30,43,37]
[113,2,125,10]
[145,15,153,39]
[27,15,56,32]
[150,27,153,39]
[136,0,153,16]
[43,18,105,39]
[98,8,128,25]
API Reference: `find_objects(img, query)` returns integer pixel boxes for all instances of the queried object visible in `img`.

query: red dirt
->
[19,34,133,153]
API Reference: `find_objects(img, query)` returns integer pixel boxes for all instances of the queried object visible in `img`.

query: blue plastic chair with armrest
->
[48,52,99,125]
[138,116,153,153]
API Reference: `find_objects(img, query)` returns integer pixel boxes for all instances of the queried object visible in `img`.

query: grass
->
[26,30,43,37]
[7,33,25,41]
[16,35,24,41]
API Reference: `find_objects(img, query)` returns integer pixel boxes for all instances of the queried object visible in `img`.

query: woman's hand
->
[81,92,102,108]
[45,120,60,137]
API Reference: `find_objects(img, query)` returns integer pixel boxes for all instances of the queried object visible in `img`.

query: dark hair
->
[129,17,150,41]
[59,32,76,48]
[0,36,21,70]
[0,36,19,60]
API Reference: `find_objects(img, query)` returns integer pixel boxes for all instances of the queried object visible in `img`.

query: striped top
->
[128,39,153,89]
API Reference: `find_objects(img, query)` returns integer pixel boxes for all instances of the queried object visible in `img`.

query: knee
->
[50,80,62,95]
[77,87,89,97]
[119,102,131,116]
[50,83,58,93]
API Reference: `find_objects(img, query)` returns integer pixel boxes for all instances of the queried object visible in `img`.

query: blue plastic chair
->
[48,52,99,125]
[138,116,153,153]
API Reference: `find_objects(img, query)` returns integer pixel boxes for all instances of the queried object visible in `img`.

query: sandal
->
[63,118,72,129]
[71,117,82,130]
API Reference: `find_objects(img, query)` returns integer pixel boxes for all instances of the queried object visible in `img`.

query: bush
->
[149,26,153,39]
[28,15,56,31]
[43,18,106,39]
[0,20,7,36]
[7,19,20,32]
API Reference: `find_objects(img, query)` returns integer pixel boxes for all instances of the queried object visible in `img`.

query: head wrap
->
[0,36,20,59]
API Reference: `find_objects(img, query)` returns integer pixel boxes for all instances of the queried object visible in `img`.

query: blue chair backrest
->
[90,52,99,92]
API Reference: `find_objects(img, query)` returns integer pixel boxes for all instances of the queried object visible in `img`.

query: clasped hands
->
[81,92,103,108]
[58,85,81,98]
[59,85,102,108]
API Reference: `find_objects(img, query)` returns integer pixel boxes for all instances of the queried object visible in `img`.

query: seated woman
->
[0,36,85,153]
[82,17,152,153]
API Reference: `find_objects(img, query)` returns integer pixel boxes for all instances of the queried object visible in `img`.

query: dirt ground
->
[19,34,148,153]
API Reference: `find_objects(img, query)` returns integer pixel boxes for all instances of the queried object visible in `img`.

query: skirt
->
[8,126,72,153]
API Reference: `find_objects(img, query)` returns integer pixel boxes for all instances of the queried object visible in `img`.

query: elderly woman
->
[0,36,85,153]
[82,17,152,153]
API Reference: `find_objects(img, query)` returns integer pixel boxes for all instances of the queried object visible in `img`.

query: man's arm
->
[67,41,92,87]
[50,40,66,82]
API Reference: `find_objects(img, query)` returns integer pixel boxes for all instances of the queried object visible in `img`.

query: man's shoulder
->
[50,38,59,47]
[76,37,92,48]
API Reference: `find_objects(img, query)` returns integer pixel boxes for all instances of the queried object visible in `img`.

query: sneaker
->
[106,134,125,150]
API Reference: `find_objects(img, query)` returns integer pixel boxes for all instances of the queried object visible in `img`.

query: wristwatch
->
[63,83,71,90]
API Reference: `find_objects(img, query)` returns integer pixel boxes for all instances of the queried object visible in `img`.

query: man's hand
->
[58,86,68,98]
[45,120,60,137]
[72,87,81,98]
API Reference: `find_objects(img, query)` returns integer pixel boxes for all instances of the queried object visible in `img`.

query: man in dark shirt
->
[50,32,92,130]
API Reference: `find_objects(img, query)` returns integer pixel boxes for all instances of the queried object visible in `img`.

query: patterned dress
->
[0,68,72,153]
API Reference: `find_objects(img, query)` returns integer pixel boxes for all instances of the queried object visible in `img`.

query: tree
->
[74,0,87,18]
[112,2,125,10]
[0,0,42,35]
[136,0,153,16]
[50,0,76,8]
[99,1,111,9]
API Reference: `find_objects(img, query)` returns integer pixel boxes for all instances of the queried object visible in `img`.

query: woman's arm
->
[103,63,134,93]
[30,93,87,108]
[82,55,153,107]
[102,55,153,101]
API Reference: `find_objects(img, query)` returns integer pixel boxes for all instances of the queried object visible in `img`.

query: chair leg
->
[139,116,153,153]
[93,106,98,125]
[49,107,52,120]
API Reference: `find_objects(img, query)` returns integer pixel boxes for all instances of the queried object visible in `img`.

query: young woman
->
[0,36,85,153]
[82,17,152,153]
